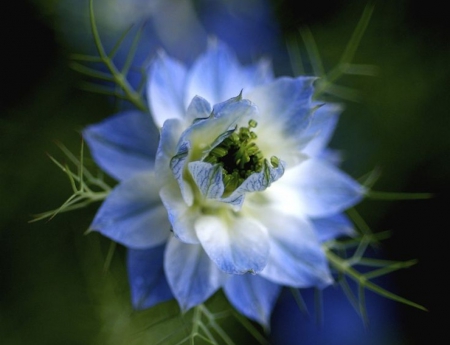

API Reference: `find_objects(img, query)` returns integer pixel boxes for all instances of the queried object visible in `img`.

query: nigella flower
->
[83,42,365,327]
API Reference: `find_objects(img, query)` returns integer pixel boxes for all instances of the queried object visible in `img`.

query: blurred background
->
[1,0,449,344]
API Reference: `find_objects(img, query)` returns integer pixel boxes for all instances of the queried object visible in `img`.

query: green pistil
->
[204,120,271,194]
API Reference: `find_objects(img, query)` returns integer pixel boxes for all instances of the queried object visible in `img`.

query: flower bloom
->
[83,42,365,326]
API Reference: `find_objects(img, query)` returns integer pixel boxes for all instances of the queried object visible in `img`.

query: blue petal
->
[195,215,269,274]
[83,111,159,181]
[180,96,258,153]
[90,173,170,249]
[185,96,212,124]
[188,162,224,199]
[241,58,274,88]
[159,183,200,244]
[169,140,194,206]
[289,159,365,217]
[164,237,228,311]
[224,274,281,328]
[186,41,245,105]
[302,103,342,158]
[155,118,185,185]
[148,51,188,128]
[259,212,333,288]
[312,213,356,243]
[223,159,285,207]
[127,245,173,310]
[248,77,316,140]
[186,41,272,106]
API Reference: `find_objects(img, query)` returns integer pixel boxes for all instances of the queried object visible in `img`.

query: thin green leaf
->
[108,24,135,59]
[338,277,360,314]
[347,208,373,237]
[232,311,270,345]
[69,62,114,81]
[289,288,309,315]
[359,167,382,189]
[70,53,103,62]
[103,241,117,274]
[327,250,427,311]
[299,26,325,77]
[314,288,323,326]
[339,3,374,66]
[358,283,368,326]
[363,259,418,280]
[286,36,305,76]
[121,22,145,75]
[340,63,379,76]
[320,83,362,102]
[366,190,434,200]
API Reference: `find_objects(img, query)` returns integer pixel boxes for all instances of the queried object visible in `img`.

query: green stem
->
[326,250,427,311]
[366,190,433,200]
[89,0,147,112]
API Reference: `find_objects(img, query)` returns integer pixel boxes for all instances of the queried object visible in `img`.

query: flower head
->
[84,41,365,326]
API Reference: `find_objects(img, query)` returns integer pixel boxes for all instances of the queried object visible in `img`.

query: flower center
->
[204,120,278,194]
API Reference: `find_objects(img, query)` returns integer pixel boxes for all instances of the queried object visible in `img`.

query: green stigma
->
[204,120,278,194]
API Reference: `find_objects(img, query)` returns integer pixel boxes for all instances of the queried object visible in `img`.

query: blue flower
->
[83,42,365,327]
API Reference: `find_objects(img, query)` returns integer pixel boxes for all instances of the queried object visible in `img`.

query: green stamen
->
[204,120,278,194]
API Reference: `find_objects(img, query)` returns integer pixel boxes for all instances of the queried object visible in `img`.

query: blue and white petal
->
[222,159,286,208]
[188,162,224,199]
[155,118,185,183]
[159,183,200,244]
[127,245,173,310]
[302,103,342,158]
[224,274,281,328]
[269,158,365,218]
[195,215,269,274]
[312,213,356,243]
[257,211,333,288]
[90,173,170,249]
[185,95,212,124]
[148,51,188,127]
[247,77,316,167]
[83,111,159,181]
[164,237,228,311]
[240,58,274,90]
[186,41,245,106]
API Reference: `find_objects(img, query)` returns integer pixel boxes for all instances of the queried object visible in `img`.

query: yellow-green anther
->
[203,119,270,194]
[248,119,257,128]
[211,147,228,157]
[270,156,280,168]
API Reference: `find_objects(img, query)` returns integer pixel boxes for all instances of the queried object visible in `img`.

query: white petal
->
[186,41,245,105]
[247,77,316,167]
[159,183,199,244]
[188,161,224,199]
[127,246,173,310]
[312,213,356,243]
[155,118,185,185]
[258,212,333,288]
[148,51,187,128]
[185,95,212,124]
[268,159,365,218]
[224,274,281,327]
[83,111,159,181]
[90,173,170,249]
[164,237,228,311]
[302,103,342,158]
[195,215,269,274]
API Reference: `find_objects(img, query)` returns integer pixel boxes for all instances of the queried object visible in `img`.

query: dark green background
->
[1,0,448,344]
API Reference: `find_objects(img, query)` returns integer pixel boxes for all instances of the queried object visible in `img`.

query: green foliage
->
[69,0,148,112]
[287,3,378,101]
[30,141,110,222]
